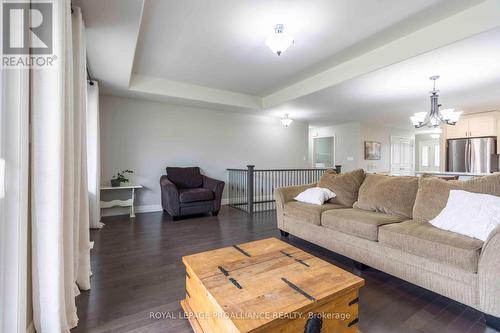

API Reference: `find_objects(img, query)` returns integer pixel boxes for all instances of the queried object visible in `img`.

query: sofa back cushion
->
[413,173,500,221]
[318,169,365,207]
[353,174,419,218]
[166,167,203,188]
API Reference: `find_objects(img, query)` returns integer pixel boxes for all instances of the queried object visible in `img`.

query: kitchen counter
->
[414,171,494,179]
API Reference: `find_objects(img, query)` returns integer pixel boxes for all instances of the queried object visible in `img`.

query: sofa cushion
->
[353,174,419,218]
[379,220,484,273]
[167,167,203,188]
[284,201,346,226]
[413,173,500,222]
[318,169,365,207]
[179,188,214,203]
[322,208,406,241]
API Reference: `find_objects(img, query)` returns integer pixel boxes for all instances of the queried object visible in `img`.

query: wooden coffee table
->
[181,238,364,333]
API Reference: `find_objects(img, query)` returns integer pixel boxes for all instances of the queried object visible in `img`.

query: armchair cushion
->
[179,188,214,203]
[166,167,203,188]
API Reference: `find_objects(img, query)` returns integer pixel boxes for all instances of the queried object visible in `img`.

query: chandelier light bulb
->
[265,24,294,56]
[439,108,456,121]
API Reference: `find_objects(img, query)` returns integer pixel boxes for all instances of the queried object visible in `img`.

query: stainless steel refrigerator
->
[447,137,499,173]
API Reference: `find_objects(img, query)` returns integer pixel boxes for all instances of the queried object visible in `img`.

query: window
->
[422,146,429,167]
[434,144,440,167]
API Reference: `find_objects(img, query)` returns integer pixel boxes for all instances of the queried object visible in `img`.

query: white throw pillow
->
[294,187,336,205]
[429,190,500,241]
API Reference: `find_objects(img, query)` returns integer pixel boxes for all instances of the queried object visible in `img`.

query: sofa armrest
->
[202,175,225,212]
[275,183,316,230]
[478,225,500,317]
[160,175,180,216]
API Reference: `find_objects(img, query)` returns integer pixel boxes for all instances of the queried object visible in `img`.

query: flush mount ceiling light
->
[281,113,293,127]
[410,76,462,128]
[265,24,294,56]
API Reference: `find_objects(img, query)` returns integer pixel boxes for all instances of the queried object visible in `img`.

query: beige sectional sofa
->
[275,171,500,328]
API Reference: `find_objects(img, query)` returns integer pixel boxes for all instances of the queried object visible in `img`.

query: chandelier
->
[281,114,293,127]
[265,24,294,56]
[410,76,462,128]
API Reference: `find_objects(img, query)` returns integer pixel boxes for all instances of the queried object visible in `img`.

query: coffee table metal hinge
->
[348,297,359,306]
[348,318,359,327]
[281,278,316,302]
[217,265,242,289]
[232,245,251,257]
[229,278,242,289]
[218,266,230,276]
[280,251,310,267]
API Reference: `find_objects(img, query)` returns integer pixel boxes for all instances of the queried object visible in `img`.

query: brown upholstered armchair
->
[160,167,225,220]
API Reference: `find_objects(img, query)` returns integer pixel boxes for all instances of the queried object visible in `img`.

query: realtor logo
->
[2,1,55,67]
[3,2,52,54]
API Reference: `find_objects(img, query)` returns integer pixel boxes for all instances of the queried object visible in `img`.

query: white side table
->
[100,185,143,218]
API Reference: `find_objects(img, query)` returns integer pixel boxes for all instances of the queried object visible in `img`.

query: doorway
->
[313,136,335,168]
[418,139,441,172]
[390,136,414,175]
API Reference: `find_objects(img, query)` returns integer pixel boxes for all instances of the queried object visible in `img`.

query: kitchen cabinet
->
[445,113,497,139]
[446,120,469,139]
[468,115,497,137]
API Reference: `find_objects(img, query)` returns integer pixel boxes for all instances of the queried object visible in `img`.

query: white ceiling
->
[77,0,500,127]
[267,27,500,128]
[133,0,464,95]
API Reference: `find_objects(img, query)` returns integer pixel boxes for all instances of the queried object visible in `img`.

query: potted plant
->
[110,169,133,187]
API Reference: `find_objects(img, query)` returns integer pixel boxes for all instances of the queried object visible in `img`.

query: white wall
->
[100,95,309,213]
[309,122,414,173]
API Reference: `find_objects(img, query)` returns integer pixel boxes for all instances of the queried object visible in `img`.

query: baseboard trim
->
[101,201,231,217]
[100,204,162,217]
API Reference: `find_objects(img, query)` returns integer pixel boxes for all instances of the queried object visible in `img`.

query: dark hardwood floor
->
[73,206,497,333]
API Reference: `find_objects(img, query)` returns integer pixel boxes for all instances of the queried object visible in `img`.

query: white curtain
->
[0,6,30,330]
[31,2,91,332]
[87,82,103,229]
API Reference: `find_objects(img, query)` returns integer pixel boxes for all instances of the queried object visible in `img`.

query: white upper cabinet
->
[445,112,498,139]
[446,120,469,139]
[468,115,497,137]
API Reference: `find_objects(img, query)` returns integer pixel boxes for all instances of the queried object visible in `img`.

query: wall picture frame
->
[365,141,381,160]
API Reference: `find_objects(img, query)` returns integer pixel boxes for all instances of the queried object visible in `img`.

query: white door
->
[418,140,441,172]
[391,137,414,175]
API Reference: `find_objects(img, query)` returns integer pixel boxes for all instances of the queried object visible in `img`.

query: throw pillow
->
[429,190,500,241]
[318,169,365,207]
[413,173,500,222]
[294,187,336,205]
